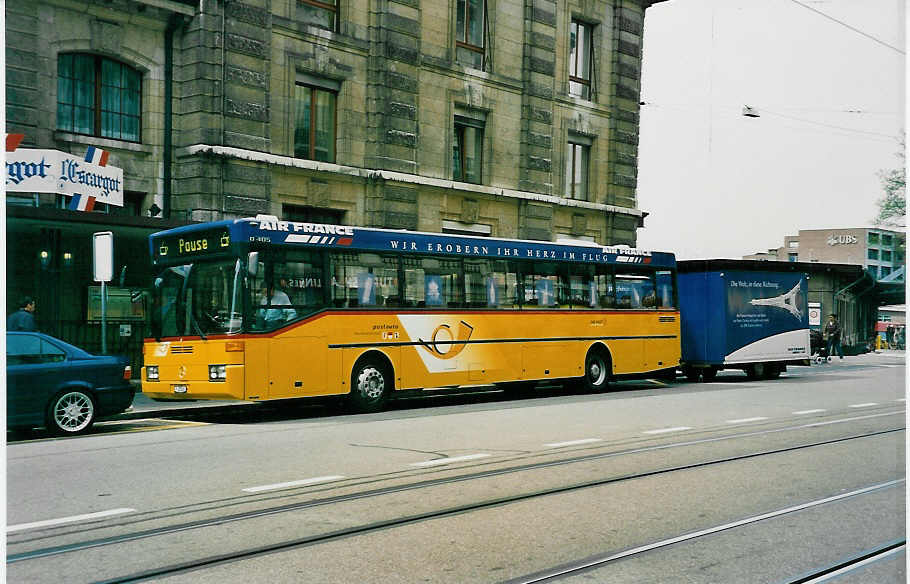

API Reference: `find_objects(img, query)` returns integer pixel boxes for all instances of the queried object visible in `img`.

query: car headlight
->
[146,365,159,381]
[209,364,227,381]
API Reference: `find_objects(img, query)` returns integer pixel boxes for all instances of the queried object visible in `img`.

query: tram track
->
[502,483,905,584]
[7,426,904,583]
[784,540,906,584]
[8,408,904,549]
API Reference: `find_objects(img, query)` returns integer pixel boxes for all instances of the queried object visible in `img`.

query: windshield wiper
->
[190,313,207,340]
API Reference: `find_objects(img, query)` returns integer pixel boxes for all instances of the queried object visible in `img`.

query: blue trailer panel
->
[678,266,810,377]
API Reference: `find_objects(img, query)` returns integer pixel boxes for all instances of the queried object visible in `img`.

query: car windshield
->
[151,260,244,338]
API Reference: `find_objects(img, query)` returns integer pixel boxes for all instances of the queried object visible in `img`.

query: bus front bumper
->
[140,365,246,401]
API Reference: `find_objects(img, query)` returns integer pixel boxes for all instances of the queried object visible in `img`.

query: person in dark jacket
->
[7,297,37,331]
[824,313,843,359]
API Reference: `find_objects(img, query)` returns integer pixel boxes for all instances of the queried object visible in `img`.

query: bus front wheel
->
[349,358,391,413]
[583,350,611,392]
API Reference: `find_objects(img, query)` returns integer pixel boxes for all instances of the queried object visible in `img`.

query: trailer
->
[677,261,812,381]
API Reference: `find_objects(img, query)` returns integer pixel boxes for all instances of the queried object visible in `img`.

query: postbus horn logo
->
[419,320,474,360]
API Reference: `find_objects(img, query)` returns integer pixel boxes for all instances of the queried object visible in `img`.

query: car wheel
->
[349,357,391,413]
[583,349,611,392]
[47,390,96,435]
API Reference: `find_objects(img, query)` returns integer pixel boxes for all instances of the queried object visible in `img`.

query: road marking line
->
[726,417,769,424]
[792,409,827,415]
[848,403,879,408]
[804,411,901,427]
[410,454,491,468]
[7,508,136,533]
[896,399,906,402]
[642,427,693,435]
[544,439,603,448]
[242,476,345,493]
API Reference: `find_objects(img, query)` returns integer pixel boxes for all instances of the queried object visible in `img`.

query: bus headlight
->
[209,364,227,381]
[146,366,159,381]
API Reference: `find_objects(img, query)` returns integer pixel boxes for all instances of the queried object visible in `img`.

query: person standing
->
[824,313,844,360]
[7,296,37,331]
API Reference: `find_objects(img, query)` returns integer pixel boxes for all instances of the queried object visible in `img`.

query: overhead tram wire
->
[640,102,900,144]
[787,0,905,55]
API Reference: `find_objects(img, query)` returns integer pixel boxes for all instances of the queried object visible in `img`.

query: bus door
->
[269,334,328,398]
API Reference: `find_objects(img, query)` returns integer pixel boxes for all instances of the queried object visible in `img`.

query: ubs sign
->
[826,234,858,246]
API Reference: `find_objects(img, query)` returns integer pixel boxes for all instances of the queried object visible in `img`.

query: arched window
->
[57,54,142,142]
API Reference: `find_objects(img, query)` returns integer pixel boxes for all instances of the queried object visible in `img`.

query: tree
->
[875,140,906,226]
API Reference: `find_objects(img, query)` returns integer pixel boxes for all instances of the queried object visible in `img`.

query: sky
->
[636,0,906,259]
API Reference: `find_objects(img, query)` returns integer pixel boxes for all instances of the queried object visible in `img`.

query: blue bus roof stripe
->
[150,217,676,268]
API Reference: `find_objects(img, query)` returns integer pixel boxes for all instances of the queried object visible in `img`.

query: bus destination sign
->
[154,228,231,261]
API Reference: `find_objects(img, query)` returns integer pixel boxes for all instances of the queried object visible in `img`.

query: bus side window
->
[521,262,559,308]
[332,252,399,308]
[568,265,596,309]
[656,271,676,309]
[404,257,462,309]
[464,259,490,308]
[615,272,656,309]
[594,265,615,308]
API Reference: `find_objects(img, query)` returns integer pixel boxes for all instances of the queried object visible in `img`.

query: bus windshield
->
[151,259,244,338]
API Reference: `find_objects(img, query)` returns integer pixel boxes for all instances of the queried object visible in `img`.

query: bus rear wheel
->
[583,350,611,392]
[349,358,390,413]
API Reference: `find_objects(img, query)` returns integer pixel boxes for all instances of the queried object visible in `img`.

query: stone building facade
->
[6,0,664,363]
[8,0,663,241]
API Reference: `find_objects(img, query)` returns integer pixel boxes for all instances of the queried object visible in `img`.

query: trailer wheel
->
[701,367,718,382]
[682,366,700,382]
[746,363,766,380]
[764,363,781,379]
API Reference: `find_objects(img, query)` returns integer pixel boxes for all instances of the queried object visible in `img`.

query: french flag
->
[84,146,109,166]
[67,193,96,212]
[6,133,25,151]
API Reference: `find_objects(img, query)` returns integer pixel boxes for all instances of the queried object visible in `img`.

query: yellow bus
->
[142,216,680,411]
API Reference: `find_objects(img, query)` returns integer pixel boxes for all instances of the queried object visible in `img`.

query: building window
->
[294,84,337,162]
[565,138,590,200]
[788,253,798,262]
[456,0,486,69]
[882,250,893,262]
[788,241,799,248]
[453,116,484,184]
[55,191,144,215]
[569,20,594,99]
[868,249,879,260]
[881,266,892,277]
[882,234,893,247]
[298,0,337,31]
[282,204,345,225]
[868,265,878,278]
[57,54,142,142]
[868,232,880,245]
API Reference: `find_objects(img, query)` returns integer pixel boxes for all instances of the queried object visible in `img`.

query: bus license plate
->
[172,385,188,394]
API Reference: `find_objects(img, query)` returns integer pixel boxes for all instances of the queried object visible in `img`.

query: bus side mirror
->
[247,252,259,276]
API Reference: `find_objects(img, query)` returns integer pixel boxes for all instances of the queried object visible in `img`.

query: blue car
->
[6,332,135,435]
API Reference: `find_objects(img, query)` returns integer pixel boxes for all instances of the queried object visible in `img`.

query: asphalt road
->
[6,351,905,583]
